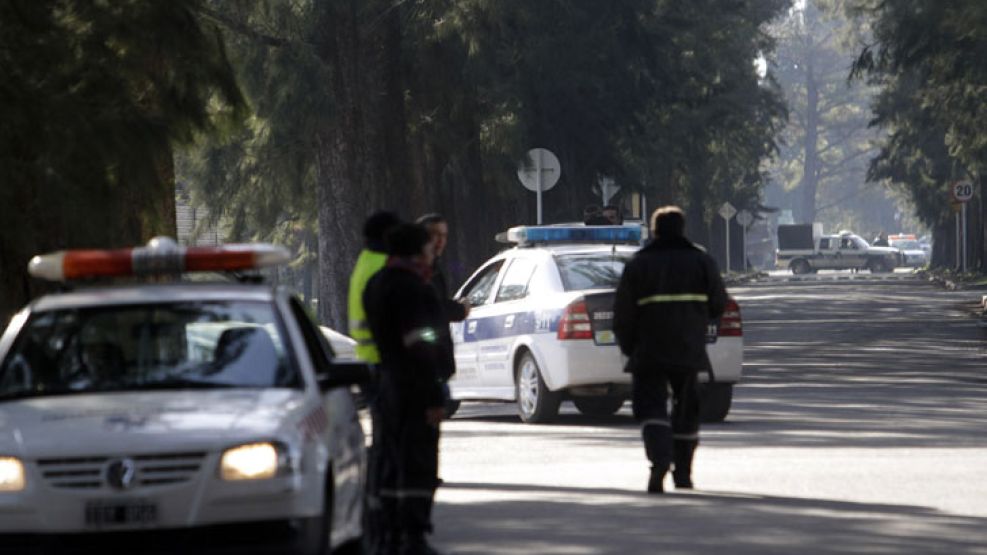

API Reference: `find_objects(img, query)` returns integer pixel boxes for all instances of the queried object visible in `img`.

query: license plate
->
[594,330,615,345]
[85,500,158,528]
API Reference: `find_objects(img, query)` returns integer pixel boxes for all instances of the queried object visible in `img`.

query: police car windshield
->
[0,301,300,400]
[555,253,630,291]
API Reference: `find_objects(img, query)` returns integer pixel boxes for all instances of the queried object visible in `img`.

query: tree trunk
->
[312,0,372,329]
[799,55,820,224]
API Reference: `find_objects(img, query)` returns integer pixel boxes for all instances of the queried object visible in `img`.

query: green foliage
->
[0,0,245,319]
[851,0,987,268]
[181,0,790,324]
[766,0,894,232]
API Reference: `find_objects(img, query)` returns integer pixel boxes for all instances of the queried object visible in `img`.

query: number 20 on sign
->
[953,181,974,203]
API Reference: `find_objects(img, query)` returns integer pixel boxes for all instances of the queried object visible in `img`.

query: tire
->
[515,351,561,423]
[790,259,811,275]
[573,396,626,417]
[699,383,733,423]
[868,259,891,273]
[294,469,333,555]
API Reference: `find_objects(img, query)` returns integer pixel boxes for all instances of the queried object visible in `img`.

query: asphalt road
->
[431,274,987,554]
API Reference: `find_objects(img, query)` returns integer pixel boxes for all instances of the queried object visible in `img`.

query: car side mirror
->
[317,360,371,393]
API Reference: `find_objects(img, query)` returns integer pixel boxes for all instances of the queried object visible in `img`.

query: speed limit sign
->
[952,181,974,202]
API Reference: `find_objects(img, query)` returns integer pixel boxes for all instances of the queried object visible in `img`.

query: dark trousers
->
[374,376,440,553]
[631,370,700,477]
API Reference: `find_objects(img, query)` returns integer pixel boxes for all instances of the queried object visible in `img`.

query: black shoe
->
[673,476,694,489]
[400,533,444,555]
[647,467,667,494]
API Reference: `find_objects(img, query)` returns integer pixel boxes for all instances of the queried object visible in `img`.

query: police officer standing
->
[416,213,470,414]
[613,206,727,493]
[347,211,401,552]
[364,223,453,554]
[348,211,402,363]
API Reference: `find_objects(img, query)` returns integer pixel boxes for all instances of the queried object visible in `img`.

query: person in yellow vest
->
[348,210,401,554]
[349,211,402,362]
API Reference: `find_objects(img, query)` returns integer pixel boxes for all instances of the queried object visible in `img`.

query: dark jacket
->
[613,236,728,373]
[363,261,455,408]
[429,259,468,323]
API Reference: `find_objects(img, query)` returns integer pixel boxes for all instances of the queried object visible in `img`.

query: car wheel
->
[573,396,626,417]
[294,469,333,555]
[515,351,561,423]
[699,383,733,423]
[790,259,811,275]
[868,259,890,273]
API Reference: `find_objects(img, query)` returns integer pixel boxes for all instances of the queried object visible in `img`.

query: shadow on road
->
[433,481,987,555]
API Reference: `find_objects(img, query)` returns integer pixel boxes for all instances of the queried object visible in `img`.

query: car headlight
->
[219,442,288,481]
[0,457,25,492]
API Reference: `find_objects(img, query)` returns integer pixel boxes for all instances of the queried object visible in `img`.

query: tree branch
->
[197,6,291,47]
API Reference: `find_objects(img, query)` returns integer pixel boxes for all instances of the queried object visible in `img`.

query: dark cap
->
[363,211,402,243]
[385,223,431,257]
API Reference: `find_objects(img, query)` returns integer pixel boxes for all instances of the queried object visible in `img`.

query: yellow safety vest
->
[347,249,388,363]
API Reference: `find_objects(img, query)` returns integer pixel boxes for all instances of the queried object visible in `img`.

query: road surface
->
[431,275,987,554]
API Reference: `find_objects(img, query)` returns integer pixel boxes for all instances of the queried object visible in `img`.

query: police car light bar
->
[28,237,290,282]
[498,225,642,245]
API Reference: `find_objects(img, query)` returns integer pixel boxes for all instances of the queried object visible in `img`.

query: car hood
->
[869,246,898,255]
[0,389,307,458]
[899,248,926,256]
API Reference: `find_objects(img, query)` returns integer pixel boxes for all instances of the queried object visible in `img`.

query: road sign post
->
[718,202,737,273]
[736,209,753,272]
[517,148,561,225]
[952,181,974,272]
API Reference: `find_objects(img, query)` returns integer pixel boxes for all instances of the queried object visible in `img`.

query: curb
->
[723,272,768,286]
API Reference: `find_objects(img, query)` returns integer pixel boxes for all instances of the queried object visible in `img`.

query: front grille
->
[37,452,207,490]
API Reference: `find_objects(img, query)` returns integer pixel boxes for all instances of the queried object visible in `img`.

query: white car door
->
[479,257,538,390]
[449,259,505,393]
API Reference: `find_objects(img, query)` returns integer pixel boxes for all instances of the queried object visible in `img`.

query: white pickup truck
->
[776,225,899,274]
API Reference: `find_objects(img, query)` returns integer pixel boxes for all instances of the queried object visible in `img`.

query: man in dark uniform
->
[416,213,469,413]
[416,213,470,332]
[364,223,453,554]
[583,204,611,225]
[613,205,727,493]
[347,211,402,554]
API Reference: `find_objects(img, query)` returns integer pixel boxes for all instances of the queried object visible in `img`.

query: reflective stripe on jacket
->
[347,248,389,363]
[613,236,728,373]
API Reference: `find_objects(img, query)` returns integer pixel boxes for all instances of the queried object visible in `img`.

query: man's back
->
[614,236,727,372]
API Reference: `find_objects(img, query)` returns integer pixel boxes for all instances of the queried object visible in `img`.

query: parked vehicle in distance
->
[888,234,928,268]
[776,224,899,274]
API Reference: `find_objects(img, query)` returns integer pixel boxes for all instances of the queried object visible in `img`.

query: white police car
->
[0,238,366,554]
[447,225,743,424]
[888,235,928,268]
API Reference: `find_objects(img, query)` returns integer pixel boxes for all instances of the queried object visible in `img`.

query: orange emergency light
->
[28,237,290,281]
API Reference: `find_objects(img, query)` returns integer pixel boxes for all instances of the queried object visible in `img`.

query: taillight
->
[558,299,593,340]
[719,298,742,337]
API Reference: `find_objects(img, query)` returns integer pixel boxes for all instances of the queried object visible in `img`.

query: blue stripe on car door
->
[463,310,562,343]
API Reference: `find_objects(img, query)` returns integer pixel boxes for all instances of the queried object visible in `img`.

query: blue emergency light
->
[499,225,642,245]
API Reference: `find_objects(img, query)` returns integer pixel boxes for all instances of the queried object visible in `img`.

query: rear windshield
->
[0,301,299,401]
[555,254,630,291]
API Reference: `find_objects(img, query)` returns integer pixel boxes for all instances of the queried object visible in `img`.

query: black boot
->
[399,531,444,555]
[647,466,667,494]
[672,439,696,489]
